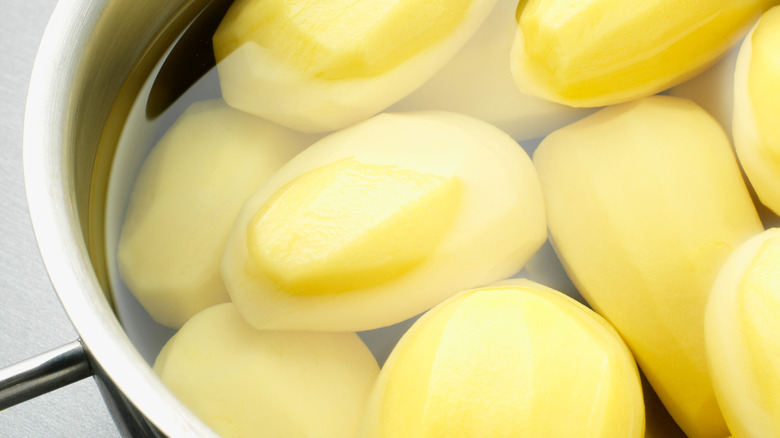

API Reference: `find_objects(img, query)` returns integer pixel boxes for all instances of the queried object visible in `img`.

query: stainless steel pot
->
[0,0,222,435]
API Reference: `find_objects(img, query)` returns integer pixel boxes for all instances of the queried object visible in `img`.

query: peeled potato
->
[733,6,780,215]
[533,96,763,438]
[221,111,547,332]
[154,303,379,438]
[511,0,775,107]
[706,228,780,438]
[212,0,499,133]
[117,100,316,328]
[358,278,645,438]
[387,0,592,141]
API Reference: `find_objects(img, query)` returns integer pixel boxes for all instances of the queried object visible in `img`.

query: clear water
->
[102,0,593,368]
[103,0,752,371]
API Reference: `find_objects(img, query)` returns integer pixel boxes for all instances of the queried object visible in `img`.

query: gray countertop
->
[1,0,120,435]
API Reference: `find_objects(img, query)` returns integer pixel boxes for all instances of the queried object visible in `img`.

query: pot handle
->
[0,340,92,410]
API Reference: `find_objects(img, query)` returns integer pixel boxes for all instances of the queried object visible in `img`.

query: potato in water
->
[221,111,546,332]
[358,279,645,438]
[212,0,499,133]
[706,228,780,438]
[117,100,316,328]
[154,303,379,438]
[533,95,762,438]
[733,6,780,215]
[511,0,776,107]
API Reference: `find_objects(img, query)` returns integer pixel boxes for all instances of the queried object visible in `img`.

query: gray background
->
[1,0,121,436]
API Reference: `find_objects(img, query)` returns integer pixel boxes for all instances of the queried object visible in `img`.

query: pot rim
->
[22,1,218,436]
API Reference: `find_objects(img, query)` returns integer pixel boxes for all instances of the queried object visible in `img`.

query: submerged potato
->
[154,303,379,438]
[358,279,645,438]
[511,0,775,107]
[388,0,592,141]
[733,6,780,215]
[533,96,762,438]
[117,100,316,328]
[221,111,547,332]
[212,0,499,133]
[706,228,780,438]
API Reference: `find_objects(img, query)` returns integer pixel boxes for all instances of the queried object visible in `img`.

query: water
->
[97,6,778,438]
[99,0,598,369]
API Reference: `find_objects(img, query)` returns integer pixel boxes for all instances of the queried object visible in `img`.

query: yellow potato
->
[511,0,775,107]
[221,111,547,332]
[358,278,645,438]
[733,6,780,215]
[706,228,780,438]
[212,0,499,132]
[154,303,379,438]
[117,100,316,328]
[533,95,763,438]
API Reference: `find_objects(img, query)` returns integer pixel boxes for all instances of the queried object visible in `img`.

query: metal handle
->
[0,340,93,410]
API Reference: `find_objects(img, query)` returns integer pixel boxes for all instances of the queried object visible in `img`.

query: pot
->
[0,0,222,435]
[3,0,762,436]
